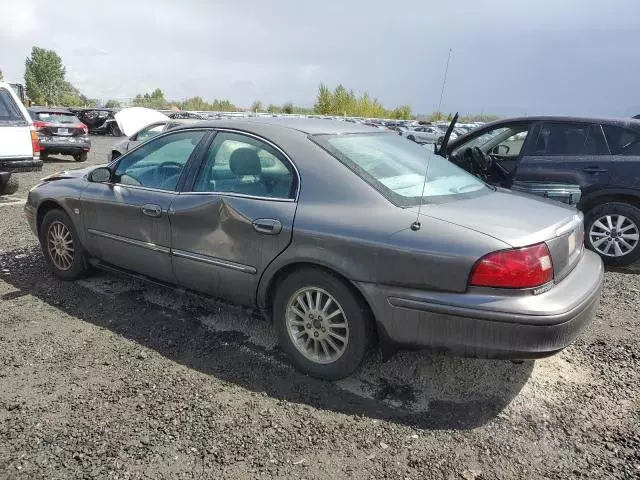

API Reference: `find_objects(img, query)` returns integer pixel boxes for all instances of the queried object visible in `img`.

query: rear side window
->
[33,112,81,124]
[0,88,25,123]
[534,123,601,155]
[602,125,639,154]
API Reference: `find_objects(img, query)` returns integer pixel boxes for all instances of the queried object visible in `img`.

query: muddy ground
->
[0,136,638,479]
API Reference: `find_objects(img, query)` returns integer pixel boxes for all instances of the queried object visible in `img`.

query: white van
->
[0,82,42,195]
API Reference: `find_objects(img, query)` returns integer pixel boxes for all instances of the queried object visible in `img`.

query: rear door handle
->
[141,204,162,217]
[252,218,282,235]
[583,166,608,173]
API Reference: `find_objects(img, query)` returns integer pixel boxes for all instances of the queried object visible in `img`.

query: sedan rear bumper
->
[40,137,91,155]
[356,249,603,358]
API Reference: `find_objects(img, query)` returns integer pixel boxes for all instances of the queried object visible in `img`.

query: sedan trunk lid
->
[412,188,585,282]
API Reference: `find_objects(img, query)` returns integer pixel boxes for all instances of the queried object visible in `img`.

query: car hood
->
[41,164,107,182]
[411,188,580,248]
[114,107,168,137]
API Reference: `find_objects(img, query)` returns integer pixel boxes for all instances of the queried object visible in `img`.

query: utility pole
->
[437,48,452,115]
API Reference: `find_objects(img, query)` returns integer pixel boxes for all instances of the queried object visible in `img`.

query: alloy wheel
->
[589,214,639,257]
[285,287,349,364]
[47,221,75,270]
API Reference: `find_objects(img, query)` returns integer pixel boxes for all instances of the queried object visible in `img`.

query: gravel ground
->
[0,136,638,479]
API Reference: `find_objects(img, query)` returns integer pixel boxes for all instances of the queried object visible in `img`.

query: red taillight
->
[79,123,88,134]
[33,120,49,129]
[470,243,553,289]
[30,127,41,156]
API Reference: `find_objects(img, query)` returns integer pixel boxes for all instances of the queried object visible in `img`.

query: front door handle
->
[252,218,282,235]
[141,204,162,218]
[583,166,608,173]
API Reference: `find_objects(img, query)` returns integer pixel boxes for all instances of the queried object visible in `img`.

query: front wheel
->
[585,202,640,266]
[39,209,89,280]
[0,175,18,196]
[273,268,372,380]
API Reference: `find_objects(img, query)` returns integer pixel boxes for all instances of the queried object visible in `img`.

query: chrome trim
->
[109,183,180,194]
[178,191,295,203]
[87,228,170,254]
[171,249,257,274]
[208,128,301,201]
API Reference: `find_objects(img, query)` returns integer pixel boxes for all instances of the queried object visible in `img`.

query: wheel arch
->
[580,189,640,213]
[36,199,68,234]
[258,260,380,344]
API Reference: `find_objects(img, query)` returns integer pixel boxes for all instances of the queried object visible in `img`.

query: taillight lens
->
[30,127,41,156]
[33,121,49,129]
[79,123,88,134]
[470,243,553,289]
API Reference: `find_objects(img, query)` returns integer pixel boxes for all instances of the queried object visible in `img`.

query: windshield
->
[34,112,81,124]
[316,133,487,206]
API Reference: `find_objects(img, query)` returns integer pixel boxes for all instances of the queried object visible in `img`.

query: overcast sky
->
[2,0,639,116]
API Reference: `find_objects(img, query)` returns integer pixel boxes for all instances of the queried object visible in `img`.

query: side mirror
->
[88,167,112,183]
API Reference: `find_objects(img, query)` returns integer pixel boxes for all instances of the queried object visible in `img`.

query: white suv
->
[0,82,42,195]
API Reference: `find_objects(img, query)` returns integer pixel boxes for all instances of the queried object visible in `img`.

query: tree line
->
[12,45,498,122]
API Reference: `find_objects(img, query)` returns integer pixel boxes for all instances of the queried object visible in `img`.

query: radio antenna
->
[411,48,453,232]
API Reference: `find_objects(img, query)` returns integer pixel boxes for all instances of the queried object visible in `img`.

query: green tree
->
[250,100,263,112]
[266,104,280,114]
[24,46,66,105]
[105,99,121,108]
[0,69,3,82]
[132,88,167,109]
[314,83,333,115]
[282,102,294,114]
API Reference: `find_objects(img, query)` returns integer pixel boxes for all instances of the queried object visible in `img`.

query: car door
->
[169,130,298,306]
[125,122,167,152]
[80,129,208,283]
[512,122,611,206]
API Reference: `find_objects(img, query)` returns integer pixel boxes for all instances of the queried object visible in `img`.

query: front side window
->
[602,124,639,154]
[193,132,295,199]
[114,130,205,191]
[315,133,487,206]
[534,123,599,155]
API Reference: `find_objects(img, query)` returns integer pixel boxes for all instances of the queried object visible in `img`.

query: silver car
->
[108,119,200,161]
[405,125,445,144]
[25,118,603,380]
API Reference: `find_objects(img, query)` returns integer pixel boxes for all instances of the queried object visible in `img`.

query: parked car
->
[70,108,119,135]
[109,118,201,161]
[28,107,91,162]
[440,115,640,266]
[405,125,445,144]
[0,82,42,195]
[25,118,602,380]
[167,111,207,120]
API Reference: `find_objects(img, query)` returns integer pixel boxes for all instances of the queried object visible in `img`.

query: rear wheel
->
[73,152,88,162]
[273,268,372,380]
[407,135,416,142]
[41,152,49,161]
[585,202,640,266]
[39,209,89,280]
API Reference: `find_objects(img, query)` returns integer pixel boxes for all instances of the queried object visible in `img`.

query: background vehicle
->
[28,107,91,162]
[0,82,42,195]
[25,118,601,380]
[405,125,444,144]
[443,115,640,266]
[70,108,119,135]
[108,118,201,161]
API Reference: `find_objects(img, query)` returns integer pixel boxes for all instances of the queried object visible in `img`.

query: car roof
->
[28,106,74,114]
[173,117,383,135]
[480,115,640,130]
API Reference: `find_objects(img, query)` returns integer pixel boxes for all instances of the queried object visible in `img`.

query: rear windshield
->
[32,112,81,124]
[0,87,26,124]
[314,133,487,206]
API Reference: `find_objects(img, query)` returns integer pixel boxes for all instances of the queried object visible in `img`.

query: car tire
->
[39,209,89,281]
[74,152,88,162]
[407,135,416,142]
[273,268,373,380]
[0,176,19,196]
[41,152,48,161]
[584,202,640,267]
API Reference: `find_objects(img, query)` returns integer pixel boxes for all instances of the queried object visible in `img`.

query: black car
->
[69,108,121,136]
[441,116,640,266]
[28,107,91,162]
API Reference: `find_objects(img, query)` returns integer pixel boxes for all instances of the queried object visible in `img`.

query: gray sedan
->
[25,119,603,380]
